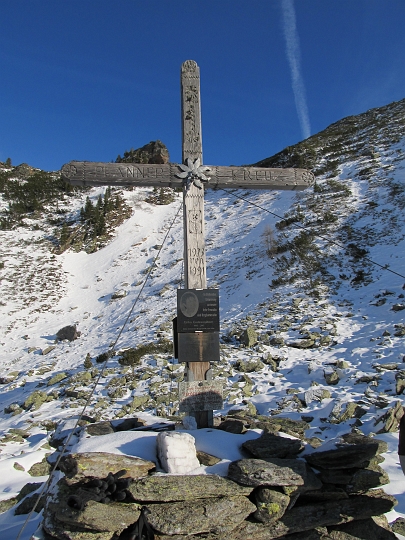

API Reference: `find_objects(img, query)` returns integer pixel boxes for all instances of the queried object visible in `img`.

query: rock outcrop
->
[115,140,170,165]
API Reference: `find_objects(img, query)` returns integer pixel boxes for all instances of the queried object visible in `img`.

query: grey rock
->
[111,289,127,300]
[329,515,397,539]
[233,522,332,539]
[196,451,221,466]
[305,436,385,470]
[394,327,405,337]
[56,325,81,342]
[348,465,390,492]
[298,486,349,504]
[49,499,141,533]
[233,489,396,539]
[373,298,387,306]
[303,387,331,405]
[43,513,113,540]
[17,482,43,501]
[127,474,252,502]
[23,390,50,410]
[373,362,398,371]
[396,378,405,395]
[375,400,404,433]
[228,458,307,487]
[47,372,69,386]
[289,338,316,349]
[242,431,304,459]
[339,433,388,454]
[254,487,290,523]
[4,402,23,415]
[14,492,46,515]
[316,464,389,491]
[41,345,56,355]
[329,402,367,424]
[147,495,256,535]
[270,336,285,346]
[28,456,52,477]
[324,370,340,385]
[0,497,18,513]
[391,517,405,536]
[59,452,155,484]
[112,417,146,431]
[218,418,246,434]
[85,421,114,436]
[241,327,258,347]
[234,358,264,372]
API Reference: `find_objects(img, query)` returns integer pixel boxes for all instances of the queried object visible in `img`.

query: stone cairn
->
[39,413,403,540]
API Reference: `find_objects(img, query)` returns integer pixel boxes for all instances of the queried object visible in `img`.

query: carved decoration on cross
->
[61,60,314,428]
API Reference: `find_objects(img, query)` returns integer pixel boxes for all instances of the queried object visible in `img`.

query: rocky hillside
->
[0,99,405,537]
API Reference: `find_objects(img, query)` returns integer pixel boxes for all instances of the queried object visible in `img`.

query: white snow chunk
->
[157,431,200,474]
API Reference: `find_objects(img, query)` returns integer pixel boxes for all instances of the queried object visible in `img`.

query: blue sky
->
[1,0,404,171]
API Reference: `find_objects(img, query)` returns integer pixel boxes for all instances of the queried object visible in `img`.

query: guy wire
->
[16,198,183,540]
[219,188,405,280]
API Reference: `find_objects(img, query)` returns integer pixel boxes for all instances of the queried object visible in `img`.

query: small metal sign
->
[178,332,220,362]
[177,289,219,333]
[179,380,223,412]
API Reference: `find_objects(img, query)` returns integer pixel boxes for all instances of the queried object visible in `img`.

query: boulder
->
[59,452,155,484]
[127,474,252,502]
[253,488,290,523]
[252,416,309,439]
[228,458,307,488]
[230,489,396,539]
[242,431,304,459]
[304,436,385,470]
[85,422,114,437]
[218,418,246,434]
[28,456,52,476]
[147,496,256,536]
[288,338,316,349]
[111,289,127,300]
[324,370,340,385]
[56,325,81,342]
[196,450,221,466]
[241,327,258,347]
[48,499,141,533]
[303,387,331,405]
[328,515,397,539]
[315,464,389,491]
[375,400,404,433]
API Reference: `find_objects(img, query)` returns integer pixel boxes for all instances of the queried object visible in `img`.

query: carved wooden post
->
[181,60,206,290]
[181,60,211,427]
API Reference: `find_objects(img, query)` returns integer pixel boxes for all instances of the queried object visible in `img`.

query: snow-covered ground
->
[1,109,405,537]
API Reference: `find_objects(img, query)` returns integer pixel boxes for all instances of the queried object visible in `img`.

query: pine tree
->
[84,353,92,370]
[60,222,70,246]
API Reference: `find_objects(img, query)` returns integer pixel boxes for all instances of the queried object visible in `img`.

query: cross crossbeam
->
[61,161,313,191]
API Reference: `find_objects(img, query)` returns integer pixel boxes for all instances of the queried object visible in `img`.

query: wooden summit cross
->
[61,60,314,428]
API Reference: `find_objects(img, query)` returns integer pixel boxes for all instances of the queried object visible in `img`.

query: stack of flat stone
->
[40,423,399,540]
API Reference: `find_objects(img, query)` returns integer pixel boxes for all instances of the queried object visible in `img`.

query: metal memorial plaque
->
[178,331,220,362]
[177,289,219,333]
[178,381,223,412]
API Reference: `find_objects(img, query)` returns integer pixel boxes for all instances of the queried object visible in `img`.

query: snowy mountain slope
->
[0,98,404,538]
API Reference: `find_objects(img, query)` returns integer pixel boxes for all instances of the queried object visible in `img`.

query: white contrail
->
[281,0,311,140]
